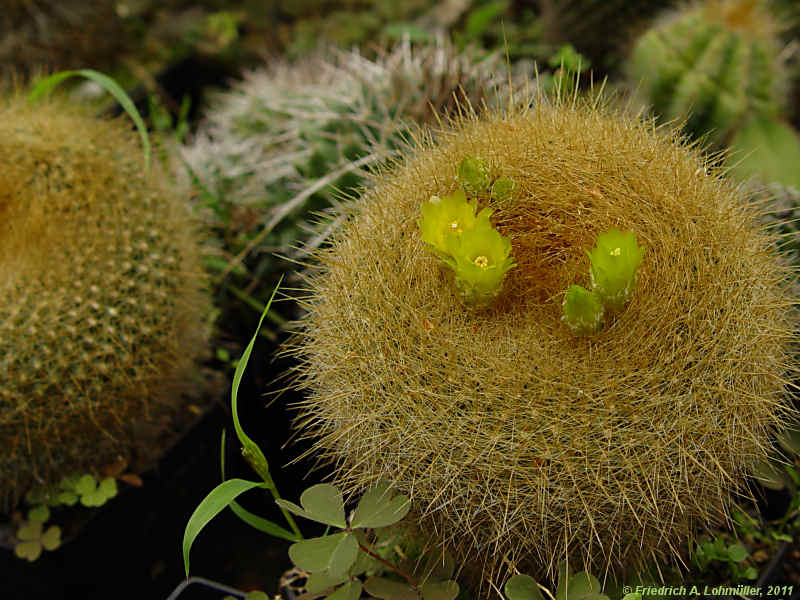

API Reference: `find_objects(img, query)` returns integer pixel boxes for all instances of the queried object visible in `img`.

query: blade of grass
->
[28,69,151,174]
[229,275,301,539]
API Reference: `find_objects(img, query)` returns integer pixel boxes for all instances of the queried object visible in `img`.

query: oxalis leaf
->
[183,478,267,577]
[556,564,608,600]
[306,571,351,594]
[421,580,459,600]
[288,532,358,576]
[350,482,411,529]
[505,575,545,600]
[327,581,363,600]
[364,577,418,600]
[276,483,346,528]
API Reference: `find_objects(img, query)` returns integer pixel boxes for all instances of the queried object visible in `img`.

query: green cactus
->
[280,90,798,592]
[0,91,211,511]
[628,0,790,149]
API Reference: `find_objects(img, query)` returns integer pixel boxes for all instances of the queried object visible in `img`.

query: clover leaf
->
[288,532,359,576]
[275,483,347,527]
[78,476,118,507]
[14,520,61,561]
[350,482,411,529]
[505,575,545,600]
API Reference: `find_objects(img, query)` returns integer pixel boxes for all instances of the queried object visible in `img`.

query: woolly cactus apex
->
[0,92,211,511]
[628,0,790,148]
[280,92,798,591]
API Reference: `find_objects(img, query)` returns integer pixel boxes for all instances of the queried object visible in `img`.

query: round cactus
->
[0,92,211,511]
[280,93,798,589]
[628,0,790,148]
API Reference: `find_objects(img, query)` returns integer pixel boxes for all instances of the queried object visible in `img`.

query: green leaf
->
[231,276,284,488]
[727,544,749,562]
[288,532,357,574]
[99,477,118,500]
[505,575,545,600]
[621,594,642,600]
[244,592,270,600]
[326,580,363,600]
[60,473,83,491]
[557,571,603,600]
[40,525,61,551]
[328,532,359,577]
[364,576,419,600]
[56,491,79,506]
[14,540,42,561]
[300,484,347,527]
[75,474,97,496]
[28,69,152,174]
[743,566,758,579]
[17,521,42,541]
[306,571,352,594]
[350,483,411,529]
[28,505,50,523]
[183,478,267,577]
[229,500,300,542]
[422,580,459,600]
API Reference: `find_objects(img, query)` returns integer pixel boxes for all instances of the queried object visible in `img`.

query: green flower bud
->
[490,177,516,202]
[443,221,516,307]
[457,157,491,194]
[586,227,645,311]
[418,189,493,258]
[561,285,604,335]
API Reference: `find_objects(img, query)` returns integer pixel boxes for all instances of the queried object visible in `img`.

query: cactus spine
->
[0,92,211,511]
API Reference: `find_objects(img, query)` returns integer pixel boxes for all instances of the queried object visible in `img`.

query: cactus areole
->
[282,94,798,590]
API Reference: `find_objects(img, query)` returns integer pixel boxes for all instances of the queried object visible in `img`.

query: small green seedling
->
[504,562,612,600]
[562,284,605,335]
[692,536,757,580]
[14,505,61,561]
[586,228,645,312]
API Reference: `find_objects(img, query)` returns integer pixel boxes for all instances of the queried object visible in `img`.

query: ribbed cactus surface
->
[629,0,789,148]
[0,93,210,511]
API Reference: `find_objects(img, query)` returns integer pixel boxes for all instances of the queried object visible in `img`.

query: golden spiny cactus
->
[0,92,211,511]
[280,89,799,591]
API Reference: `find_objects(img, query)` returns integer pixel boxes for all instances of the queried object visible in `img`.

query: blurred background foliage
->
[2,0,799,346]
